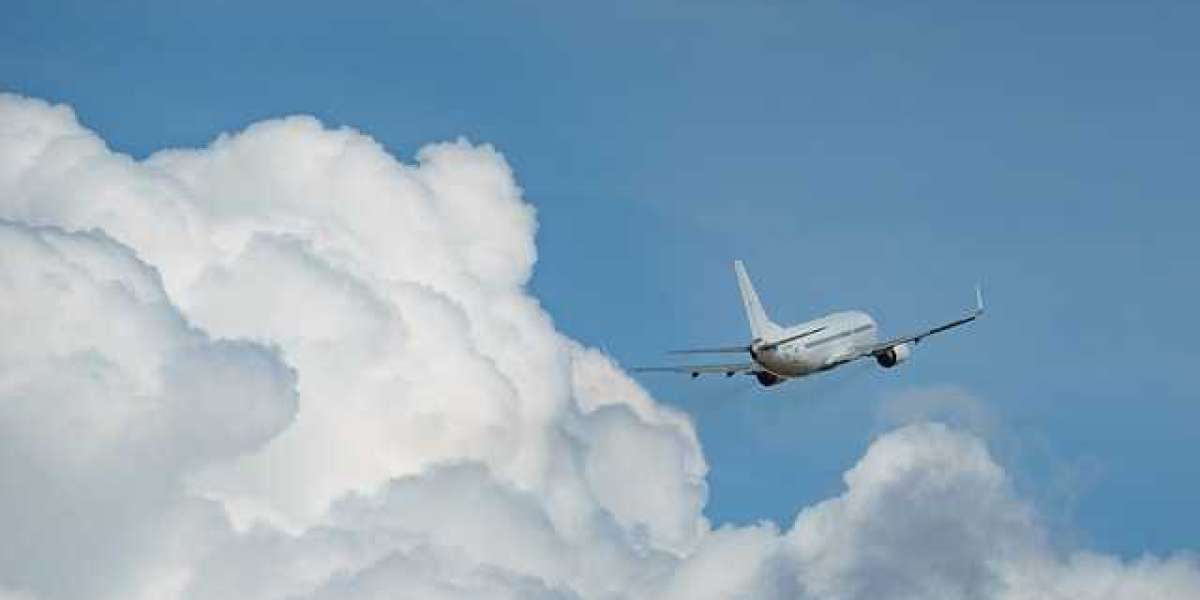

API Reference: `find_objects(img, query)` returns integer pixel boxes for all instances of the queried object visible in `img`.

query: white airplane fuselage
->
[753,311,877,377]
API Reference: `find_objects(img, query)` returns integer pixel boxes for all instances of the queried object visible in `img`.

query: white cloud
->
[785,423,1041,599]
[0,93,1197,599]
[0,220,296,599]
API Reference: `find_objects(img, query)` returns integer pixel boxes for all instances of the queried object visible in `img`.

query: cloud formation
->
[1,93,1197,599]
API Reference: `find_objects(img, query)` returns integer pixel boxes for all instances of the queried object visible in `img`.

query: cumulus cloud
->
[0,93,1197,599]
[0,220,297,598]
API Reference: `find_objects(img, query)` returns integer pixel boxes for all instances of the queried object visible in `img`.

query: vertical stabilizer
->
[734,260,779,341]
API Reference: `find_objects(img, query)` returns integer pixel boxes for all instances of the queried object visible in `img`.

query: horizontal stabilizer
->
[668,345,751,355]
[631,362,756,377]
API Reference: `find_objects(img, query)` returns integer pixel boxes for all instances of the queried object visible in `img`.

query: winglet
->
[974,284,985,315]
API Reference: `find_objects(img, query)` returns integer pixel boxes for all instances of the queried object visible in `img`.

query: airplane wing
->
[631,362,757,377]
[827,285,985,366]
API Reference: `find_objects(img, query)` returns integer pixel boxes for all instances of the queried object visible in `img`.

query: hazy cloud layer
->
[1,93,1196,599]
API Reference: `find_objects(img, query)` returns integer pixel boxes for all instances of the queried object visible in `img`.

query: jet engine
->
[754,371,785,387]
[875,343,912,368]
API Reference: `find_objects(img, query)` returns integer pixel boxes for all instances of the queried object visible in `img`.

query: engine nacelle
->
[875,343,912,368]
[754,371,785,387]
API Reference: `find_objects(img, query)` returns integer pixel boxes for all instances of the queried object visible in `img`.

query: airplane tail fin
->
[734,260,780,341]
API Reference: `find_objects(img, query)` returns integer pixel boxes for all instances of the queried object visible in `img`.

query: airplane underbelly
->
[757,352,820,378]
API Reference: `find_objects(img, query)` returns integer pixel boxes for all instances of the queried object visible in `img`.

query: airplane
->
[634,261,983,387]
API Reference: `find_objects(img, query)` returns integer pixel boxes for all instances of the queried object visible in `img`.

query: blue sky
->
[4,0,1197,557]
